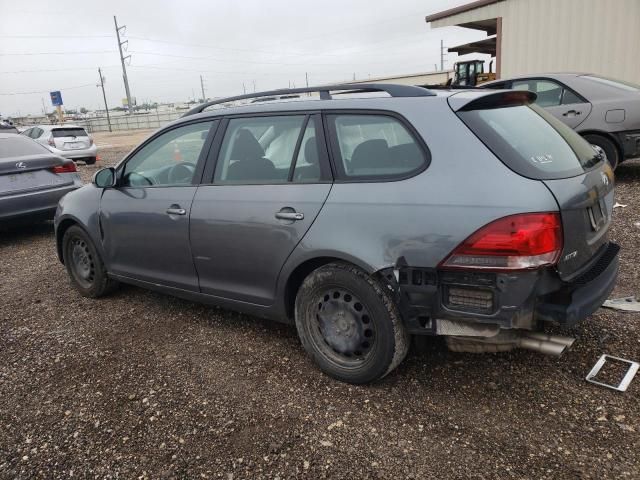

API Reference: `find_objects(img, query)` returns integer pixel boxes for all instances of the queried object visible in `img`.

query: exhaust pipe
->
[518,333,575,356]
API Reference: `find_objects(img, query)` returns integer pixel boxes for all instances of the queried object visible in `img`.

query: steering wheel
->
[168,162,196,184]
[126,172,153,186]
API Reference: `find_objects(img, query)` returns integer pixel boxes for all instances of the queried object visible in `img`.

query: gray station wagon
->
[54,84,619,384]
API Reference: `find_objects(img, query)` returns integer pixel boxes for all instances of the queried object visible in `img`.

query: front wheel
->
[294,263,409,384]
[62,225,118,298]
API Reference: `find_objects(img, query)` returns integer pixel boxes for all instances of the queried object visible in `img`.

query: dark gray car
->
[54,84,619,384]
[1,133,82,224]
[483,73,640,168]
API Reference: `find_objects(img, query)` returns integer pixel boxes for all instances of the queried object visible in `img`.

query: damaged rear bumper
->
[393,242,620,336]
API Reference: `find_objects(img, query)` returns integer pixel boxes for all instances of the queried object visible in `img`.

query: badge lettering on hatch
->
[564,251,578,261]
[15,162,26,169]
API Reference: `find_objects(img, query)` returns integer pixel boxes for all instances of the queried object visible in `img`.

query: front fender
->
[54,184,105,264]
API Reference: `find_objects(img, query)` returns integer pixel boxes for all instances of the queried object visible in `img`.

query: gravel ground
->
[1,147,639,479]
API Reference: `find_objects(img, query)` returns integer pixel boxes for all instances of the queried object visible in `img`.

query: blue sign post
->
[50,91,63,106]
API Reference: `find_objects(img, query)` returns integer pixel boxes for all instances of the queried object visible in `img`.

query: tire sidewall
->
[62,225,109,297]
[295,264,403,384]
[583,134,619,169]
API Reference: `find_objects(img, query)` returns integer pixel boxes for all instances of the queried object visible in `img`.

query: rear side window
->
[458,103,600,179]
[328,114,427,180]
[52,128,88,137]
[214,115,324,184]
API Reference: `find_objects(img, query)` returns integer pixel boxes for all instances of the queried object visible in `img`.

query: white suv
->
[22,124,98,164]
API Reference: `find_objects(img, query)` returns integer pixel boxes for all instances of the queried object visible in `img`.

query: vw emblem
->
[16,162,27,169]
[601,172,609,187]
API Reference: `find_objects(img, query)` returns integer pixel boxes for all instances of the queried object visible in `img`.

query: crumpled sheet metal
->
[602,296,640,312]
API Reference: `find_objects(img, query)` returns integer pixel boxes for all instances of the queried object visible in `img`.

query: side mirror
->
[93,167,116,188]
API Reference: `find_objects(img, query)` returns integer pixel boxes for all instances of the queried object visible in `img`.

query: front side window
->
[329,114,427,179]
[121,121,213,187]
[214,115,322,184]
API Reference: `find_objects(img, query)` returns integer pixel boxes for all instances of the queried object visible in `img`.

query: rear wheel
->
[84,157,97,165]
[294,262,409,384]
[583,134,620,170]
[62,225,118,297]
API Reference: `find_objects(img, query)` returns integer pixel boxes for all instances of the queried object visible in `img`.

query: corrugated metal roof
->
[425,0,505,23]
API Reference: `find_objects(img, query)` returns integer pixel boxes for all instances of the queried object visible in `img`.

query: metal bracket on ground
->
[585,354,639,392]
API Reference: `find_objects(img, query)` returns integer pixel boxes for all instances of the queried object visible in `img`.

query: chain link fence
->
[75,111,184,133]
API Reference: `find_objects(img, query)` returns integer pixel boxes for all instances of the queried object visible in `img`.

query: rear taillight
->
[47,135,55,147]
[51,162,77,174]
[440,213,563,271]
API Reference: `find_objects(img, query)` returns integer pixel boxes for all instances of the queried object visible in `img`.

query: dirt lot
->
[1,143,639,479]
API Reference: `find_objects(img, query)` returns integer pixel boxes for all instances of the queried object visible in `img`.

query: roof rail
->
[182,83,436,117]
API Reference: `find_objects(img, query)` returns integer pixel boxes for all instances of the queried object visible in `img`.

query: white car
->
[22,124,98,164]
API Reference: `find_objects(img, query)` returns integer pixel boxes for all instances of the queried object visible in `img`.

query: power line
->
[0,83,95,96]
[0,34,113,39]
[0,50,115,56]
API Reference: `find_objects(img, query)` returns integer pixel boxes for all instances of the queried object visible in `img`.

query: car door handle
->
[166,206,186,216]
[275,211,304,221]
[563,110,581,116]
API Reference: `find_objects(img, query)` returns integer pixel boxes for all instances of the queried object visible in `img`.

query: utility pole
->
[305,72,309,96]
[114,16,133,114]
[242,82,246,95]
[97,68,112,132]
[200,75,206,102]
[440,39,446,71]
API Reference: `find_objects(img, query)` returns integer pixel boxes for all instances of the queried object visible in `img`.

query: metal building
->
[426,0,640,83]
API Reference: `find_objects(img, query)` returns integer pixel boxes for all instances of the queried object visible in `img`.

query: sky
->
[0,0,487,117]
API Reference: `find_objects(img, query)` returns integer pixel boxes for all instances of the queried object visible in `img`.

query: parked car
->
[54,84,618,384]
[1,133,82,224]
[482,73,640,169]
[21,124,97,165]
[0,124,19,134]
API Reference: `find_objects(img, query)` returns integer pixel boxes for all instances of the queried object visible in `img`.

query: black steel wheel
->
[311,288,377,368]
[295,262,409,384]
[62,225,118,298]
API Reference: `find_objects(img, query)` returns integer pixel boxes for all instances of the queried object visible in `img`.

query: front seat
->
[294,137,321,181]
[226,129,276,182]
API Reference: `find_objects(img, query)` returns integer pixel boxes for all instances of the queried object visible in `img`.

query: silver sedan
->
[21,124,98,165]
[483,73,640,168]
[0,133,82,224]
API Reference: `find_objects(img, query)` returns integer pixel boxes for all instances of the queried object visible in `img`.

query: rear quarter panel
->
[281,98,559,277]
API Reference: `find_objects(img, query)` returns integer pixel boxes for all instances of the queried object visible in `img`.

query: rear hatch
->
[0,135,73,197]
[51,127,91,151]
[452,90,614,280]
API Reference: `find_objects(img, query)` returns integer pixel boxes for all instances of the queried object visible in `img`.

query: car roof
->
[170,89,485,126]
[29,124,86,130]
[482,73,589,86]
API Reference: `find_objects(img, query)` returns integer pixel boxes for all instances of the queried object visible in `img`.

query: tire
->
[294,262,409,384]
[62,225,118,298]
[583,134,620,170]
[84,157,97,165]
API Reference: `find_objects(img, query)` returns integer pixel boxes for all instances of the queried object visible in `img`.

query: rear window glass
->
[52,128,88,137]
[329,114,427,179]
[585,75,640,92]
[457,104,600,179]
[0,135,50,158]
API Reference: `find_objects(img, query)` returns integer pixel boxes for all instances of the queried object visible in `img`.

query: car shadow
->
[613,158,640,184]
[0,220,54,247]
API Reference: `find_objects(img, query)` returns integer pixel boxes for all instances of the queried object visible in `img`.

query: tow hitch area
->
[445,328,575,356]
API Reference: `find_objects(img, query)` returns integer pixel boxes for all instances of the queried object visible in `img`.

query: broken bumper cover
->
[396,242,620,334]
[536,242,619,326]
